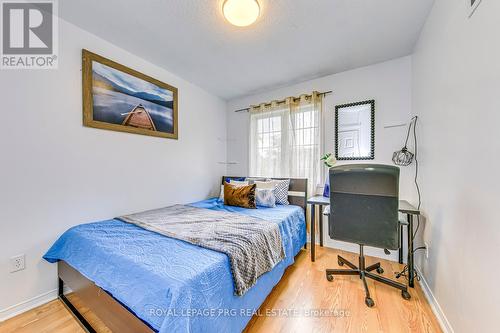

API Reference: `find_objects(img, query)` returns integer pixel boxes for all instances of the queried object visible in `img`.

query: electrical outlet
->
[10,254,25,273]
[424,242,429,259]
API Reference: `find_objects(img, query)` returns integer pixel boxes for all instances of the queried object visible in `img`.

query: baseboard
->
[0,289,58,322]
[415,266,454,333]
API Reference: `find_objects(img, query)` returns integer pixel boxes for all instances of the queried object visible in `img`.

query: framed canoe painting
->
[82,49,178,139]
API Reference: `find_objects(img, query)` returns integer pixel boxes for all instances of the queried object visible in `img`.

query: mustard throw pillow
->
[224,182,256,209]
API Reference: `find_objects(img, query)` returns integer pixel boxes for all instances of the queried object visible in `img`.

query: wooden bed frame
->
[58,261,152,333]
[58,177,308,333]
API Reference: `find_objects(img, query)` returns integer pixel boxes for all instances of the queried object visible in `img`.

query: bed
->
[43,177,307,333]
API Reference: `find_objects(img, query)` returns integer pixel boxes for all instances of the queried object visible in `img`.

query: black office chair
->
[325,164,410,307]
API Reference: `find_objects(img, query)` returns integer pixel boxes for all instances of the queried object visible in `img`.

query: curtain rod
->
[233,90,332,113]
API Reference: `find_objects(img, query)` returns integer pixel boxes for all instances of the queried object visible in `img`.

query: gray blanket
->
[117,205,285,296]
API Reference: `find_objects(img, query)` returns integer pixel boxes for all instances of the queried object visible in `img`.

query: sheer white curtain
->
[249,92,322,197]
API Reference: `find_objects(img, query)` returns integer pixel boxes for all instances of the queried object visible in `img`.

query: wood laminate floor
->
[0,246,442,333]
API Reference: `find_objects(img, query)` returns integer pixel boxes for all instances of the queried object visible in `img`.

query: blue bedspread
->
[43,198,306,333]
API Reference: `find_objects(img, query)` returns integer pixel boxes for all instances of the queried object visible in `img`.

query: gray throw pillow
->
[255,188,276,208]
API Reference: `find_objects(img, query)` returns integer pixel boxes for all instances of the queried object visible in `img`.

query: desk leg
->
[303,202,307,249]
[311,204,316,262]
[319,205,324,247]
[407,214,415,288]
[398,224,404,264]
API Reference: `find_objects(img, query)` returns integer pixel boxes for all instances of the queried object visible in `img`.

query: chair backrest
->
[329,164,400,250]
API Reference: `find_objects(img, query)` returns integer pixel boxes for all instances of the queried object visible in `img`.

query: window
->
[255,114,282,176]
[249,93,322,196]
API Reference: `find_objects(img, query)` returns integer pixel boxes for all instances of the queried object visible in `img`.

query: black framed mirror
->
[335,100,375,160]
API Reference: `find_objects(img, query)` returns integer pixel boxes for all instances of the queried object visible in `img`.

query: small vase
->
[323,171,330,197]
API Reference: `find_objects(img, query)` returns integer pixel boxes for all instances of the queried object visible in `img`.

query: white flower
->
[325,155,337,167]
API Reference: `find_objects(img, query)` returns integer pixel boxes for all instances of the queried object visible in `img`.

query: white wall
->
[412,0,500,332]
[226,56,415,260]
[0,18,226,318]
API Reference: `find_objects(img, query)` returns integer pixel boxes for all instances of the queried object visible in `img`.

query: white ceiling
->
[59,0,434,100]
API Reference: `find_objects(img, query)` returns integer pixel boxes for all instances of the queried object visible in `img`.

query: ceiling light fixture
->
[223,0,260,27]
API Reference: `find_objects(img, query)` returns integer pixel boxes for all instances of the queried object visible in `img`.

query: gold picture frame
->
[82,49,178,139]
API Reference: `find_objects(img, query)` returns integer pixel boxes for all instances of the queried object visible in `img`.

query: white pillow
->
[219,180,249,201]
[253,180,275,190]
[246,177,267,184]
[230,180,249,186]
[255,188,276,208]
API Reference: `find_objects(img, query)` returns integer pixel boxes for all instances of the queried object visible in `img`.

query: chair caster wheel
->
[338,260,344,266]
[365,297,375,307]
[376,267,384,274]
[401,290,411,300]
[326,274,334,282]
